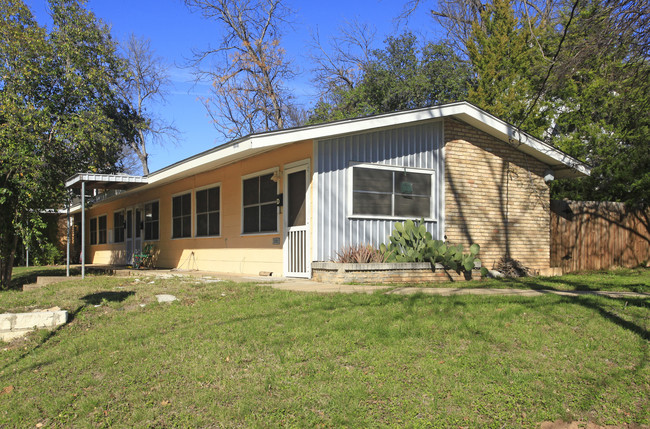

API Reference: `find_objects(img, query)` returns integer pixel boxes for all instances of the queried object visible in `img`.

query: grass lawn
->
[1,268,648,427]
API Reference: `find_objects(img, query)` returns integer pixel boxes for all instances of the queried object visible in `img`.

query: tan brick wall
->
[312,268,481,284]
[444,118,551,271]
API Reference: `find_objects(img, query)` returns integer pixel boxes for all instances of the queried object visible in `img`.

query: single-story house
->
[64,101,590,278]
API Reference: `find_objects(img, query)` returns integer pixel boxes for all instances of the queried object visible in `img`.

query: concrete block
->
[0,314,14,331]
[12,311,68,330]
[1,330,33,342]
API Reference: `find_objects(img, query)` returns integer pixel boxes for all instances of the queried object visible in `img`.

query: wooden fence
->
[550,200,650,272]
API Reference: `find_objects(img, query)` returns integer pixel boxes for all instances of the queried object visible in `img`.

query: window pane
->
[196,190,207,214]
[182,216,191,237]
[243,206,259,233]
[196,214,207,236]
[173,196,182,217]
[151,202,159,221]
[99,216,107,230]
[394,195,431,217]
[260,203,277,231]
[208,187,219,212]
[353,167,393,193]
[90,218,97,245]
[151,221,159,240]
[243,177,259,206]
[353,192,392,216]
[395,172,431,196]
[182,194,191,215]
[172,218,181,238]
[209,212,220,236]
[259,174,276,203]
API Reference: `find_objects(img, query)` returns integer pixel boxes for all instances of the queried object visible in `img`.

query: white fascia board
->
[141,101,590,186]
[449,105,591,178]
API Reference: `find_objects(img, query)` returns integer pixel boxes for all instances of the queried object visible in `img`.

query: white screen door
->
[283,164,310,277]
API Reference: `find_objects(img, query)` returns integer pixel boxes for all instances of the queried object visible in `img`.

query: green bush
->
[380,219,482,273]
[33,242,63,266]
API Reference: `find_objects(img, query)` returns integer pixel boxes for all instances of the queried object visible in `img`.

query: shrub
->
[336,244,385,263]
[380,218,482,273]
[33,242,63,265]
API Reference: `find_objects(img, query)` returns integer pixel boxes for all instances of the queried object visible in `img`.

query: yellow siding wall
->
[84,141,313,276]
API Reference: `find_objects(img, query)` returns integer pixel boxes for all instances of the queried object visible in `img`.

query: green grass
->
[395,267,650,293]
[0,269,648,427]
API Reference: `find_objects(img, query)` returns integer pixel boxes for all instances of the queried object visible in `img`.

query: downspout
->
[81,180,85,279]
[66,197,70,277]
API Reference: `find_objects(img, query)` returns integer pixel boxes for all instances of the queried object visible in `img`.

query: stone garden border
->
[312,262,482,284]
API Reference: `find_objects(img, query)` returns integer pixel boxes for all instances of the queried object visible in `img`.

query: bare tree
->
[118,34,178,175]
[309,19,376,100]
[184,0,296,139]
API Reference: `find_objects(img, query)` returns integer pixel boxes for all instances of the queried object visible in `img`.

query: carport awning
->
[65,173,148,190]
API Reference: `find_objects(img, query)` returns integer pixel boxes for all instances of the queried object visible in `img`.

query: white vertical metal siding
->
[315,121,444,261]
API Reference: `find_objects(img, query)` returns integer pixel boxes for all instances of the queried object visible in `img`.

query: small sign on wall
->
[272,237,281,245]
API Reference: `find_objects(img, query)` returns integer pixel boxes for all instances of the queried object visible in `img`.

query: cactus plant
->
[380,219,481,273]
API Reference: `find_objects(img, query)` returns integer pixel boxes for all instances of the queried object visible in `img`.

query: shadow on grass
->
[0,303,85,372]
[81,291,135,305]
[1,289,135,371]
[7,267,81,291]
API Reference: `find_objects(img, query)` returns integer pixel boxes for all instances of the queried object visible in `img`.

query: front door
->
[283,163,310,277]
[125,206,143,265]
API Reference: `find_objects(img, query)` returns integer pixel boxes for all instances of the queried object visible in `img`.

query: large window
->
[243,172,277,233]
[196,186,220,237]
[90,218,97,245]
[144,201,159,240]
[114,211,125,243]
[351,165,433,218]
[97,215,107,244]
[172,193,192,239]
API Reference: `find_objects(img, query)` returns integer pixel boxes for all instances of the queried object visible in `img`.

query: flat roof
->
[65,173,148,190]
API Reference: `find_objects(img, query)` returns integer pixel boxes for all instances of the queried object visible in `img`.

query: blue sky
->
[26,0,443,173]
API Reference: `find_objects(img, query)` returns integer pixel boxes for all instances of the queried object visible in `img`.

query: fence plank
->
[550,200,650,272]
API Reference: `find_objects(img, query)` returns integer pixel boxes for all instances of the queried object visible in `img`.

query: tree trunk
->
[0,232,18,290]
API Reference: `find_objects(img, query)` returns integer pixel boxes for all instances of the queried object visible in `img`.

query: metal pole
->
[26,245,29,267]
[66,200,70,277]
[81,181,85,279]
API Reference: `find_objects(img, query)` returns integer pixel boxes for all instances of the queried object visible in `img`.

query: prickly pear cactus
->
[381,219,482,273]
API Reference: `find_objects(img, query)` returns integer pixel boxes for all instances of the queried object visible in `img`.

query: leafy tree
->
[0,0,136,289]
[438,0,649,205]
[309,32,473,123]
[184,0,297,139]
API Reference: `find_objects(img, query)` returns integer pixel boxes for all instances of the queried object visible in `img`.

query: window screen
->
[144,201,159,240]
[98,215,107,244]
[352,166,432,218]
[114,212,125,243]
[243,173,277,233]
[196,186,220,237]
[172,193,192,238]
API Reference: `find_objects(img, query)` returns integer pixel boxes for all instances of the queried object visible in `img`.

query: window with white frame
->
[114,211,125,243]
[242,172,277,233]
[144,201,159,240]
[196,186,220,237]
[97,215,107,244]
[172,193,192,239]
[90,218,98,245]
[351,165,433,218]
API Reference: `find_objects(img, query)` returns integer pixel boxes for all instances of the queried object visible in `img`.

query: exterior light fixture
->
[543,169,555,183]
